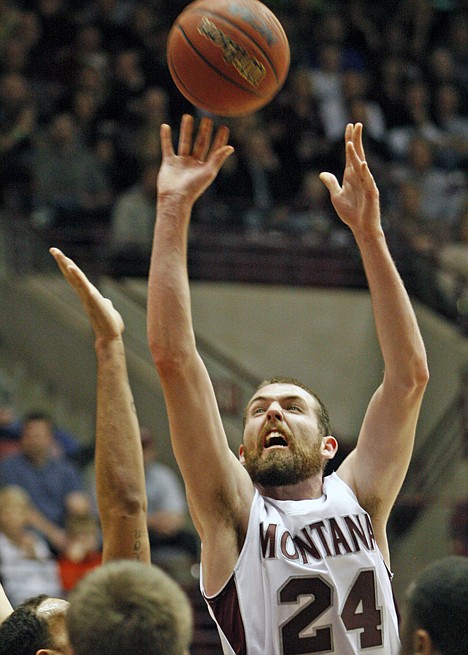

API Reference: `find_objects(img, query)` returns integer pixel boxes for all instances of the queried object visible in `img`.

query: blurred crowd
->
[0,0,467,317]
[0,386,199,606]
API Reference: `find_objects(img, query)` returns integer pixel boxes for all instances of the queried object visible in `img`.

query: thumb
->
[319,172,341,197]
[213,145,234,171]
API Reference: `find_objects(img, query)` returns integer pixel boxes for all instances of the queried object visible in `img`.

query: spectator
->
[269,169,340,243]
[265,66,329,176]
[387,79,440,159]
[93,122,139,195]
[0,398,83,460]
[30,111,111,230]
[102,48,147,125]
[389,135,465,239]
[107,159,158,263]
[308,42,343,107]
[57,513,102,594]
[0,485,63,607]
[432,83,468,170]
[0,71,37,212]
[122,85,170,164]
[0,410,91,552]
[140,426,198,569]
[373,55,409,130]
[321,69,386,142]
[437,201,468,313]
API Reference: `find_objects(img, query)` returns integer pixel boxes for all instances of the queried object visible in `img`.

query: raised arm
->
[50,248,150,565]
[320,124,429,559]
[147,116,253,590]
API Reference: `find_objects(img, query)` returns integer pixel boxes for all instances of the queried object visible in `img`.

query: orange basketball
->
[166,0,290,117]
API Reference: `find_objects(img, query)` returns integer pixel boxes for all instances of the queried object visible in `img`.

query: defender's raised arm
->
[50,248,150,564]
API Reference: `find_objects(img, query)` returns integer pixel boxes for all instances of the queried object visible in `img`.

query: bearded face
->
[242,421,324,487]
[242,382,330,488]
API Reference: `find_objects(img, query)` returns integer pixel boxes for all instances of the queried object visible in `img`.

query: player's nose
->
[266,402,283,421]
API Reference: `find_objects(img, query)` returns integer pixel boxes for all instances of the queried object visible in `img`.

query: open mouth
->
[264,431,289,448]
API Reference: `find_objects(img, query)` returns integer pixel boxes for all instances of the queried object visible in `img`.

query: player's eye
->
[287,404,301,412]
[253,406,265,414]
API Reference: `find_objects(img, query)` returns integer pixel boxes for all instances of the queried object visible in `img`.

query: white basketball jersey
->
[201,472,400,655]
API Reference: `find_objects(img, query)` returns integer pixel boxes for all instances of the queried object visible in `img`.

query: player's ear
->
[321,436,338,460]
[412,628,433,654]
[239,444,245,465]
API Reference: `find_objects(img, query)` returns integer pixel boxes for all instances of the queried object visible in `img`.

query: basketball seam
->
[178,9,284,83]
[176,24,262,97]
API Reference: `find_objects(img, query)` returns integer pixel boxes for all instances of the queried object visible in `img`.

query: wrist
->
[352,226,385,246]
[94,335,125,358]
[157,191,194,213]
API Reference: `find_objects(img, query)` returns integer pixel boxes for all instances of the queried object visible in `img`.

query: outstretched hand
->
[157,114,234,204]
[50,248,124,340]
[320,123,381,235]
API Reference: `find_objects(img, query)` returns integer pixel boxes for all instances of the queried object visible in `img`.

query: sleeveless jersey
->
[201,472,400,655]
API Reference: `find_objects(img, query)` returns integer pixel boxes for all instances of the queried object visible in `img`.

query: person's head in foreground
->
[399,556,468,655]
[0,560,193,655]
[241,376,335,488]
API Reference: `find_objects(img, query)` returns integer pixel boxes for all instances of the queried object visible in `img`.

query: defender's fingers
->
[192,117,214,161]
[50,248,97,298]
[177,114,194,156]
[50,247,77,279]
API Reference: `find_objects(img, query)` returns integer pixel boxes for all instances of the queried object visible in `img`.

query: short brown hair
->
[66,560,192,655]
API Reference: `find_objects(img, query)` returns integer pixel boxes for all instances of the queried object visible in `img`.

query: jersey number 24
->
[279,569,384,654]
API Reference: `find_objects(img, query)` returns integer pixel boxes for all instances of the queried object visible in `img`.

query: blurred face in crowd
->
[20,418,54,465]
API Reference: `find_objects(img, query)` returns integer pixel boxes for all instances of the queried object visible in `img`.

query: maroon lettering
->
[344,514,370,551]
[308,520,332,556]
[364,514,377,550]
[281,531,300,560]
[294,528,321,563]
[328,517,353,555]
[260,522,277,558]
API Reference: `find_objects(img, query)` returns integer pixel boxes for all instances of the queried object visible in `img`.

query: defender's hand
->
[50,248,124,340]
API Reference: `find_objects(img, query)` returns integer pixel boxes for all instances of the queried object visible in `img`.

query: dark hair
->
[244,376,331,436]
[0,595,53,655]
[407,556,468,655]
[22,410,53,426]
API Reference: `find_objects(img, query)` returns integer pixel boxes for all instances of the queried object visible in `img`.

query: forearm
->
[354,228,429,386]
[147,195,197,366]
[94,337,150,562]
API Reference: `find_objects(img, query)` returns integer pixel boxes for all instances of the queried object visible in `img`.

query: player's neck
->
[257,475,324,501]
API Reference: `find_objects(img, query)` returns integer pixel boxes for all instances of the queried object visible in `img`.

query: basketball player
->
[0,249,152,653]
[399,556,468,655]
[147,115,429,654]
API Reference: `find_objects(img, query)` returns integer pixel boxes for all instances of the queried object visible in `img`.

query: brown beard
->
[244,440,323,487]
